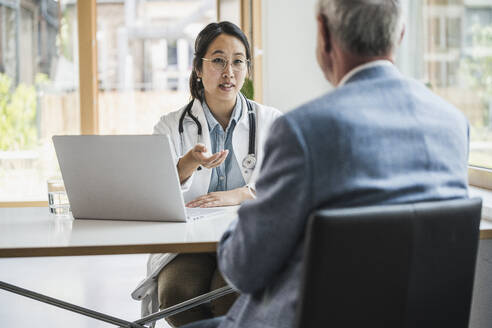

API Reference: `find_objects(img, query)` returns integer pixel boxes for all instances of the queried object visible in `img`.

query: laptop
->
[53,135,225,221]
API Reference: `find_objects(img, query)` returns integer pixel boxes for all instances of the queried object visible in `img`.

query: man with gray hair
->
[183,1,469,327]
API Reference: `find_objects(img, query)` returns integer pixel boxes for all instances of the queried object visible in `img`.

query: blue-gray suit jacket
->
[217,64,469,328]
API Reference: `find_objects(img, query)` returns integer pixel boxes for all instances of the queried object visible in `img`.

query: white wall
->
[262,0,331,112]
[219,0,241,26]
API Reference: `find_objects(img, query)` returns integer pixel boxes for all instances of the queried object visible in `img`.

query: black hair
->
[189,21,252,102]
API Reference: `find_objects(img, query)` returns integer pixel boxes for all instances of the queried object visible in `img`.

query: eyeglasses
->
[201,56,249,72]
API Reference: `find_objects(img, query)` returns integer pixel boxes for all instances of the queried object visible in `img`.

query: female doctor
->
[132,22,281,327]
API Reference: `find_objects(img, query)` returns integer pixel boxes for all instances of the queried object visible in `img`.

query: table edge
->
[0,242,218,258]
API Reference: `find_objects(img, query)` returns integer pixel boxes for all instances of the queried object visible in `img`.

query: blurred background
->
[1,0,492,201]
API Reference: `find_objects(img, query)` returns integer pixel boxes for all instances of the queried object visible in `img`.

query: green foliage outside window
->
[240,77,254,100]
[0,73,38,151]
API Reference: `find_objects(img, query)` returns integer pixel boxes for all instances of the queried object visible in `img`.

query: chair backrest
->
[295,198,482,328]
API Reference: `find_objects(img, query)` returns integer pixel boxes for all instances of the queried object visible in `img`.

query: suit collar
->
[339,60,399,86]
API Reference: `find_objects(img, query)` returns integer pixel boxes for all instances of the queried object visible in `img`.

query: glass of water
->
[47,178,71,216]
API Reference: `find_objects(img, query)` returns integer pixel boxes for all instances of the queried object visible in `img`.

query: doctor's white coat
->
[131,96,282,318]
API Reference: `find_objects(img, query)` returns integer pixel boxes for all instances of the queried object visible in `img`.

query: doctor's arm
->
[217,116,312,293]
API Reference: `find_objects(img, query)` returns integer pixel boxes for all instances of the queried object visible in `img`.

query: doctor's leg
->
[209,266,239,317]
[158,253,216,327]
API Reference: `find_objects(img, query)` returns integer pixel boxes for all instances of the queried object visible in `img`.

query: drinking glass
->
[47,179,70,216]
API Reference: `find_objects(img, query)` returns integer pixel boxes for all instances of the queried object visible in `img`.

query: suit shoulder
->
[419,83,467,121]
[268,113,309,149]
[285,91,341,124]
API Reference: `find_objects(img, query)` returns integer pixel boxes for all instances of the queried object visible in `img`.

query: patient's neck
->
[334,51,394,86]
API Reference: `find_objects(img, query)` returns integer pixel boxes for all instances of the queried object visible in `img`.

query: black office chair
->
[296,198,482,328]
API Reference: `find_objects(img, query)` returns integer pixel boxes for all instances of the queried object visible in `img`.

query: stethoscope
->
[178,93,257,171]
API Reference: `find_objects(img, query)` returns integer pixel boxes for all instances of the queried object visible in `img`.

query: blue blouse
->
[202,97,246,192]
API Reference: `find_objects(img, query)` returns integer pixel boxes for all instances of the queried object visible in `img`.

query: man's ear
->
[317,14,331,53]
[398,22,406,45]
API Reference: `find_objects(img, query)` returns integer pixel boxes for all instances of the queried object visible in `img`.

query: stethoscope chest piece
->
[242,154,256,170]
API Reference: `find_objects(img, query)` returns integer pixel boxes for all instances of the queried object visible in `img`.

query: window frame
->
[469,166,492,190]
[238,0,262,103]
[78,0,99,135]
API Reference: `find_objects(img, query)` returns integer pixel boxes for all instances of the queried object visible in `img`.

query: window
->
[96,0,217,135]
[0,0,79,202]
[399,0,492,172]
[0,0,257,204]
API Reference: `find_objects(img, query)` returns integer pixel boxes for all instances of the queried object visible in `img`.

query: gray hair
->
[317,0,403,57]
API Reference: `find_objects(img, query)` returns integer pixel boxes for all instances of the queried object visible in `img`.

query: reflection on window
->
[400,0,492,169]
[96,0,217,135]
[0,0,79,201]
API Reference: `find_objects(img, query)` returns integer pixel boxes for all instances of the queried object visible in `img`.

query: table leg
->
[0,281,147,328]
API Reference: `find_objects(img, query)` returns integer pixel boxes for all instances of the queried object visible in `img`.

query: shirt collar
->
[202,95,242,131]
[337,60,394,87]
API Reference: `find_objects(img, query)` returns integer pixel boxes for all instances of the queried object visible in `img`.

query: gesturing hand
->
[177,144,229,184]
[189,144,229,169]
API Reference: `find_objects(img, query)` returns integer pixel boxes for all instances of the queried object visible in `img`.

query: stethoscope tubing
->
[178,93,256,170]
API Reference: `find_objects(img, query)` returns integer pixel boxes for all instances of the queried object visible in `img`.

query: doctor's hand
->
[189,144,229,169]
[186,187,253,208]
[177,144,228,184]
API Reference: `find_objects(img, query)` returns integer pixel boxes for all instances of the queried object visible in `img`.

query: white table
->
[1,206,490,259]
[0,207,237,258]
[0,207,238,327]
